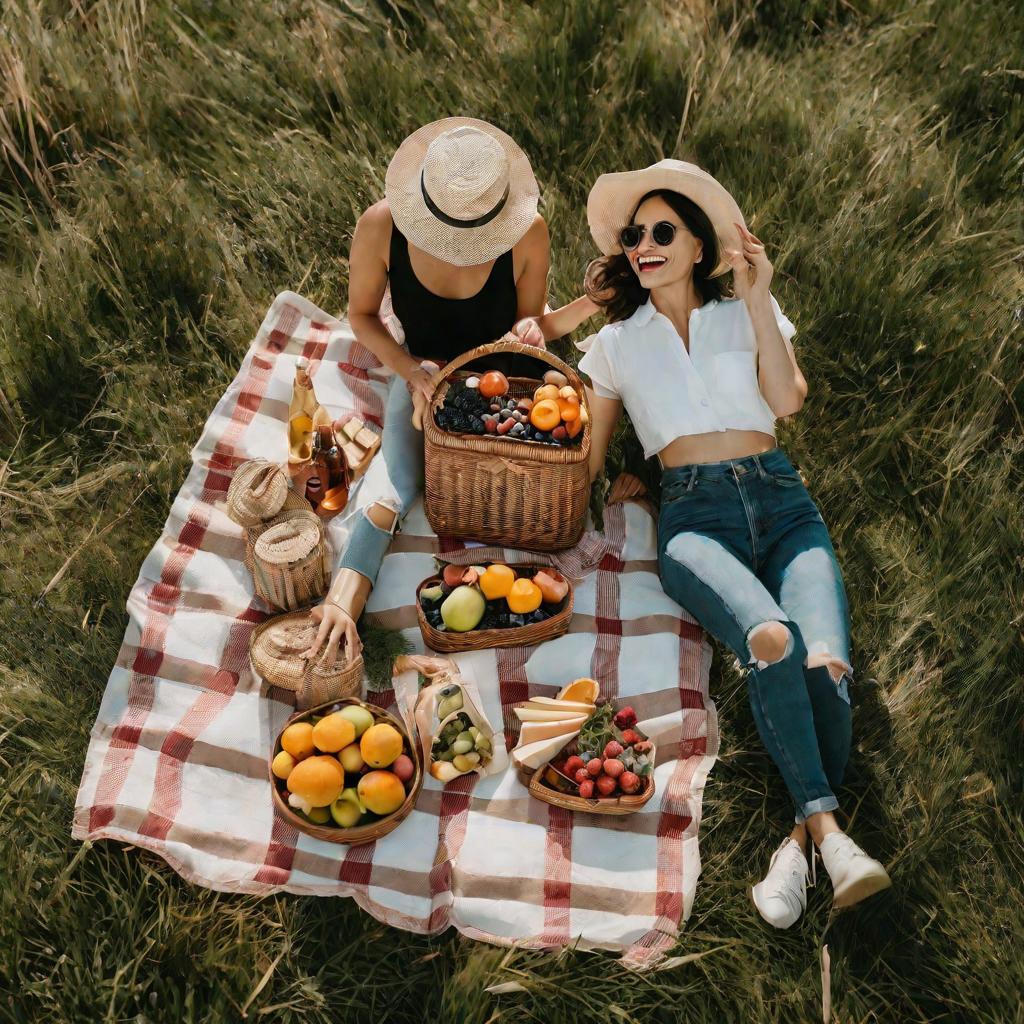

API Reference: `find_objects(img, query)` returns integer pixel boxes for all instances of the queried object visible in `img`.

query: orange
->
[280,721,315,761]
[479,563,516,600]
[360,722,404,768]
[557,398,579,422]
[312,713,357,753]
[287,755,344,807]
[558,677,600,704]
[479,371,509,398]
[357,771,406,815]
[507,578,543,614]
[529,399,561,432]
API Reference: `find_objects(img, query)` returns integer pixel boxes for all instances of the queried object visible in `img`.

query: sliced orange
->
[558,677,600,704]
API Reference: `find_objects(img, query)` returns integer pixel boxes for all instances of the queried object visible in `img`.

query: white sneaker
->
[819,832,892,908]
[751,838,808,929]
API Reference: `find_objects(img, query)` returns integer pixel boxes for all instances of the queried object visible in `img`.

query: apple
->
[338,704,374,738]
[440,585,486,632]
[330,787,365,828]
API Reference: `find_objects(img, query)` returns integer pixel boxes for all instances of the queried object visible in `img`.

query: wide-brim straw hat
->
[385,116,540,266]
[587,159,747,277]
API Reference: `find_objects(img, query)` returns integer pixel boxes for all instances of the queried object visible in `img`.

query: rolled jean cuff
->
[337,510,395,587]
[797,795,840,822]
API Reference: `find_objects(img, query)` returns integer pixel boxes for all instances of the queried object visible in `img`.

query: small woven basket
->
[250,608,363,708]
[518,750,657,816]
[415,567,573,653]
[226,459,291,528]
[246,508,330,612]
[422,340,591,551]
[269,697,422,845]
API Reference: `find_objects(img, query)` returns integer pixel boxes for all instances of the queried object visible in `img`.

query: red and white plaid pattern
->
[72,291,719,967]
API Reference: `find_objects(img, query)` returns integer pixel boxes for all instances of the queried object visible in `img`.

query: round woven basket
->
[415,566,573,653]
[226,459,291,528]
[250,608,363,709]
[247,509,330,612]
[270,697,422,845]
[422,340,591,551]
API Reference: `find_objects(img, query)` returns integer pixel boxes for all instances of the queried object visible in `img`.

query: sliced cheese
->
[512,732,578,770]
[526,697,596,714]
[517,716,588,746]
[514,706,589,723]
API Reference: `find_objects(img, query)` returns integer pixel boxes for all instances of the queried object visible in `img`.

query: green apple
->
[440,585,485,632]
[305,805,331,825]
[420,584,444,604]
[330,787,365,828]
[338,704,374,738]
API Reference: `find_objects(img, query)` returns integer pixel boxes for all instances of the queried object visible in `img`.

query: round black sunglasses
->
[619,220,677,251]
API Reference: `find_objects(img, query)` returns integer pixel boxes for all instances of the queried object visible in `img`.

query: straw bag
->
[226,459,292,528]
[250,609,363,708]
[247,508,330,612]
[423,340,591,551]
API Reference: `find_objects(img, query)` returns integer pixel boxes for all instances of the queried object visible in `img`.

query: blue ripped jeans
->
[657,447,853,822]
[337,375,423,585]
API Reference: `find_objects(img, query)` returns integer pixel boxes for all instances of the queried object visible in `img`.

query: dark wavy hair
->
[585,189,728,323]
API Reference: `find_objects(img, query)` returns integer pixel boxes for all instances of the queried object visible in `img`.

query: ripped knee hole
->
[746,621,793,669]
[366,501,399,533]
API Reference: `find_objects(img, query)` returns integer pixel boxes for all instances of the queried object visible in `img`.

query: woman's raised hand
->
[502,317,545,347]
[726,223,773,303]
[607,472,647,505]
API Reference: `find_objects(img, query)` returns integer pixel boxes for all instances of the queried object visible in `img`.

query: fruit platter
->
[433,367,587,447]
[269,697,422,844]
[416,561,573,653]
[512,679,657,815]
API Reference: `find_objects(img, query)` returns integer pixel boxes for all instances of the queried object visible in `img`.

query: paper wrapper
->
[392,655,508,782]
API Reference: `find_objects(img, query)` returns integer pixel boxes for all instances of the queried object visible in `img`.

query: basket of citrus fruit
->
[423,340,591,551]
[416,560,573,653]
[270,697,422,844]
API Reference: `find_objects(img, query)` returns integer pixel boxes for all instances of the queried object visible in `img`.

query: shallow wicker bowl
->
[415,565,573,653]
[269,697,422,845]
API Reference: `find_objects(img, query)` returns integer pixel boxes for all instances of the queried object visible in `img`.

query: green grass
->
[1,0,1022,1020]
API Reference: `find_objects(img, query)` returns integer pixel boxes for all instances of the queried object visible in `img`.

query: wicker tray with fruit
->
[269,697,422,845]
[416,561,573,653]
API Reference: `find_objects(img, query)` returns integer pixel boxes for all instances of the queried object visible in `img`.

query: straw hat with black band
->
[385,117,540,267]
[587,159,747,278]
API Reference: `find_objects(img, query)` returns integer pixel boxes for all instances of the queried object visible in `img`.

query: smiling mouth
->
[637,255,667,273]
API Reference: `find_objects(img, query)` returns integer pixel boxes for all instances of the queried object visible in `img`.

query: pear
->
[338,704,375,738]
[330,787,365,828]
[440,585,485,632]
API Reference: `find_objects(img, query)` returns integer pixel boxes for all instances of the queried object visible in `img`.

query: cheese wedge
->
[517,716,588,746]
[512,733,578,770]
[514,706,589,723]
[525,697,596,714]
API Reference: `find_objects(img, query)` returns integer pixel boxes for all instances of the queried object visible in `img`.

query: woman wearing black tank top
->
[304,118,582,667]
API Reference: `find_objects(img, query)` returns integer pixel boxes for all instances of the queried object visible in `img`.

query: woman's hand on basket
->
[607,472,647,505]
[303,601,362,669]
[501,317,545,348]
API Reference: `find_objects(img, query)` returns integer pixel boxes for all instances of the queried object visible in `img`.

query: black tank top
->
[387,220,538,377]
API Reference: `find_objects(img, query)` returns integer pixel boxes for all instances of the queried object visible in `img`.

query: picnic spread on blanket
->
[72,290,719,966]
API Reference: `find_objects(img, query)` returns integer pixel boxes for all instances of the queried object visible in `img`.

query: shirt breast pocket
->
[713,350,762,413]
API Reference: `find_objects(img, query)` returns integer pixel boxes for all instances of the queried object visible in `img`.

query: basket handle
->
[428,339,585,398]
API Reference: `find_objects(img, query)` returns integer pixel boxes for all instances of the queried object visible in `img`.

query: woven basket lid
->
[226,460,289,528]
[250,609,355,690]
[253,510,323,566]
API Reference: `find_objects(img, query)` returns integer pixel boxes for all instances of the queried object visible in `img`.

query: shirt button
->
[701,398,710,407]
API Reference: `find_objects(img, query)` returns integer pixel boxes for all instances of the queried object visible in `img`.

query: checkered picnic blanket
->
[72,291,719,967]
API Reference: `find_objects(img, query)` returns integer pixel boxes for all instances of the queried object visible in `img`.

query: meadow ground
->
[1,1,1022,1021]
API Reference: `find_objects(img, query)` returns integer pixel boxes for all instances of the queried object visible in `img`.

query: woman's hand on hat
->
[303,601,362,668]
[726,223,773,303]
[607,472,647,505]
[505,317,545,348]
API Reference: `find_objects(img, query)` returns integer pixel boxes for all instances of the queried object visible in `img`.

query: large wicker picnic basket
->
[422,340,591,551]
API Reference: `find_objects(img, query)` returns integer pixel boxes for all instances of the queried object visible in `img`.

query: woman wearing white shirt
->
[532,161,891,927]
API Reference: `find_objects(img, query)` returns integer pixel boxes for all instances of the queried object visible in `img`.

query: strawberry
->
[603,740,624,759]
[620,728,642,747]
[613,706,637,730]
[578,780,595,799]
[596,775,618,797]
[587,758,603,777]
[564,755,585,776]
[574,767,590,784]
[603,758,624,778]
[619,771,640,794]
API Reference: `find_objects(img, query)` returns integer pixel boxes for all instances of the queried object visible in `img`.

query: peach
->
[360,722,404,768]
[287,755,344,807]
[312,713,356,753]
[280,722,315,761]
[357,770,406,815]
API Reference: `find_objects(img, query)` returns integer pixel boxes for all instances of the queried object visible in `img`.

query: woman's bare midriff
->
[657,429,779,468]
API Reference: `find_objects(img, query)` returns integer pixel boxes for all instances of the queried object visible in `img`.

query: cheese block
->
[525,697,596,714]
[512,733,577,770]
[517,716,587,746]
[514,706,589,723]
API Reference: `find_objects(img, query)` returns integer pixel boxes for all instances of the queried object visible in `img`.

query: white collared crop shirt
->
[576,294,797,460]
